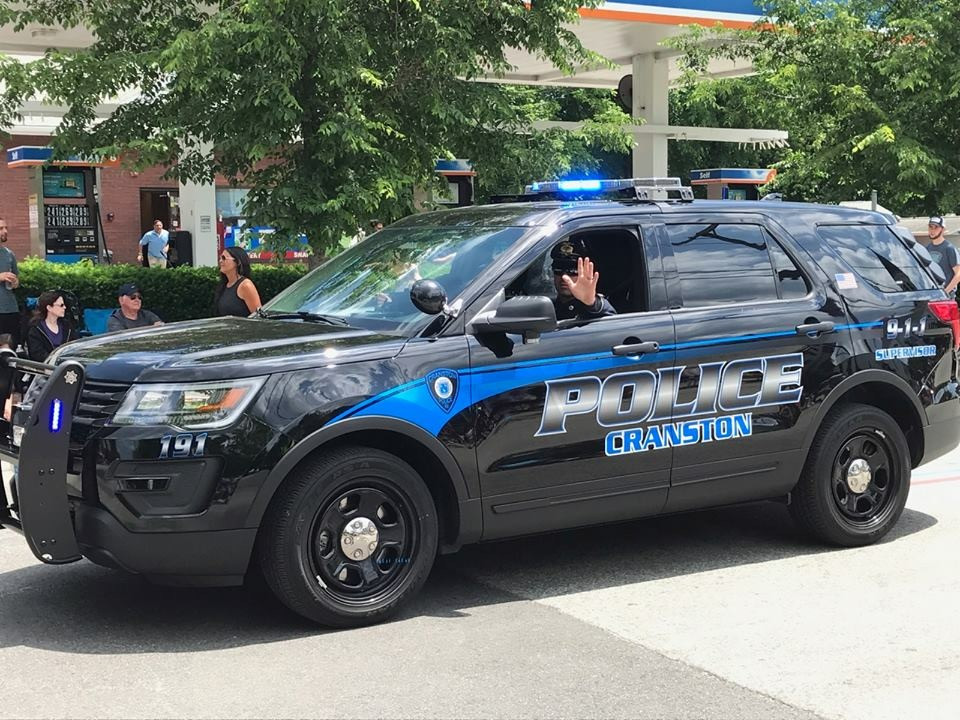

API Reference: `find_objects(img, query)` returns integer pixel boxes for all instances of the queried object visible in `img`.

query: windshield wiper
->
[256,309,351,326]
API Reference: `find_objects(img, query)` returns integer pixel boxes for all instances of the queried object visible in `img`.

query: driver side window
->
[506,227,647,316]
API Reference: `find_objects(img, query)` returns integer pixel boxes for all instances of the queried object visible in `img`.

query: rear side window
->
[766,233,811,299]
[666,223,809,307]
[817,225,937,293]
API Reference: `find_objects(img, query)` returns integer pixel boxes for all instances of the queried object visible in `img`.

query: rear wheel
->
[790,403,910,546]
[258,446,438,627]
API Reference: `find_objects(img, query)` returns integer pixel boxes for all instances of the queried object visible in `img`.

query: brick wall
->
[0,135,48,262]
[1,135,252,266]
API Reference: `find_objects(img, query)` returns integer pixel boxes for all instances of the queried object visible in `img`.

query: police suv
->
[2,178,958,628]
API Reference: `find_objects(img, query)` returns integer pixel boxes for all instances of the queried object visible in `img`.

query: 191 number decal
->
[159,433,208,459]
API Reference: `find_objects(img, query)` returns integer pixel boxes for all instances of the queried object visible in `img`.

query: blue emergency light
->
[557,179,602,192]
[50,399,63,433]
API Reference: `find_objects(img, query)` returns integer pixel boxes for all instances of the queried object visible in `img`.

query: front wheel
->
[258,446,438,627]
[790,403,911,547]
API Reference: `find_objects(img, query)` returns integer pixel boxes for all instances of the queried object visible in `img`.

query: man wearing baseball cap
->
[106,283,164,332]
[927,216,960,297]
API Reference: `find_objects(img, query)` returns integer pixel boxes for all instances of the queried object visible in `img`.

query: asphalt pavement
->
[2,447,959,719]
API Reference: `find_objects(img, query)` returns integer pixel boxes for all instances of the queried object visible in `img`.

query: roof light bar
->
[522,177,693,202]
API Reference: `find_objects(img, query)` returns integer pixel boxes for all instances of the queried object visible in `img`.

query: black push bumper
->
[0,351,86,564]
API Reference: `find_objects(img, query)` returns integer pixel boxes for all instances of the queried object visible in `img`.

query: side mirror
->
[468,295,557,343]
[410,279,447,315]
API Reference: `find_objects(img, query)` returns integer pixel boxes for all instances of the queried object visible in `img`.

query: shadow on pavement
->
[0,502,937,654]
[436,502,937,600]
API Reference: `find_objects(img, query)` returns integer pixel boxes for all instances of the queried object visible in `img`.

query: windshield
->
[262,225,527,333]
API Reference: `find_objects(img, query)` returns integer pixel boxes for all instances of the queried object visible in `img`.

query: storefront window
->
[215,187,307,262]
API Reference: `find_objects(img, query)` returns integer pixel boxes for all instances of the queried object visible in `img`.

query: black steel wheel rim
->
[307,481,418,605]
[831,429,900,528]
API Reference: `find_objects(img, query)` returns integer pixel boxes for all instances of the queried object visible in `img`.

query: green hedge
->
[14,258,308,324]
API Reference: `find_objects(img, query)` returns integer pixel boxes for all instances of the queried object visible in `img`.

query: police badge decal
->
[426,369,459,413]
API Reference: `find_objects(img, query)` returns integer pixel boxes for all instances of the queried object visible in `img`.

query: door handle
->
[612,341,660,356]
[795,321,835,336]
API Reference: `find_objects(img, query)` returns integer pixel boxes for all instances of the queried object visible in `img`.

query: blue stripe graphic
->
[330,321,877,436]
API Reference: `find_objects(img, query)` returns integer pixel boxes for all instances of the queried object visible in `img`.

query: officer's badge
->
[426,369,459,413]
[559,240,575,256]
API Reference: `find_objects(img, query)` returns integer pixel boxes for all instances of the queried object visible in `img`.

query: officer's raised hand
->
[560,255,599,307]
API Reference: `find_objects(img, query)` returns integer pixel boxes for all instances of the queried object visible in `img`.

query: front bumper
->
[0,352,258,585]
[73,504,255,585]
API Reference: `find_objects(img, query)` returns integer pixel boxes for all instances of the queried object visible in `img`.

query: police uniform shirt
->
[554,294,616,321]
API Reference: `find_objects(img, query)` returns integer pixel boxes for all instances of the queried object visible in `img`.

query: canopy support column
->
[632,53,670,178]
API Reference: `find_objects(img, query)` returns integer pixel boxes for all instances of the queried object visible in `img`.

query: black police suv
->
[2,178,958,628]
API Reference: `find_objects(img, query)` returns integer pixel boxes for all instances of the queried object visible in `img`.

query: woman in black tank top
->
[215,246,262,317]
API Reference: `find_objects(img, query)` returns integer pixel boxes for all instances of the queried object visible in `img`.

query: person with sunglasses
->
[25,290,75,362]
[215,246,261,317]
[550,238,616,321]
[107,283,164,332]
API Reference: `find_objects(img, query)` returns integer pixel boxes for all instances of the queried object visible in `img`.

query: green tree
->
[669,0,960,215]
[0,0,630,256]
[668,78,783,193]
[462,85,632,202]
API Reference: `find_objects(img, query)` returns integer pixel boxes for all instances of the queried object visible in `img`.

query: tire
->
[258,446,439,627]
[790,402,911,547]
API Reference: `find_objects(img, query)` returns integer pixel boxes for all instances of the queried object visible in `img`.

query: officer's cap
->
[551,238,588,274]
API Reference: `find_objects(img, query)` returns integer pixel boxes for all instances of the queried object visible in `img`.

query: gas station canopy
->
[488,0,764,89]
[488,0,788,176]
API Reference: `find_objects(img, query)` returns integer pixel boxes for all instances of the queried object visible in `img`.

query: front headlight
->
[113,378,266,429]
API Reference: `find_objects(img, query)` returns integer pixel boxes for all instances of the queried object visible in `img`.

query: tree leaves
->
[670,0,960,215]
[0,0,605,255]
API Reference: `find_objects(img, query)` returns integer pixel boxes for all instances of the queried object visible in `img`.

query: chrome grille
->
[22,376,130,427]
[74,380,131,427]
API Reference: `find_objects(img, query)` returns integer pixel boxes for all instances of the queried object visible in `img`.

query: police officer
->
[550,238,616,321]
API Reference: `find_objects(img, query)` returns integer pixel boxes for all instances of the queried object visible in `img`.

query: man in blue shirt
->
[137,219,170,268]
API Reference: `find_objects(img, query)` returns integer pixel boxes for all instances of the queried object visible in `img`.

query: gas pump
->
[5,146,114,264]
[41,168,100,262]
[414,159,476,211]
[690,168,776,200]
[434,159,476,207]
